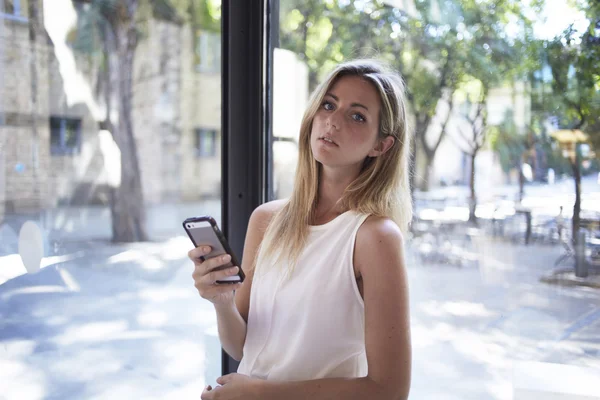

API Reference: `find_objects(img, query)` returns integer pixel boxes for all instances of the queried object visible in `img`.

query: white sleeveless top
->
[237,211,370,381]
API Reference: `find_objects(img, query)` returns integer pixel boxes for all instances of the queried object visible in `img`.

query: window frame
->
[195,128,218,157]
[195,30,222,74]
[49,116,82,156]
[0,0,28,22]
[220,0,273,375]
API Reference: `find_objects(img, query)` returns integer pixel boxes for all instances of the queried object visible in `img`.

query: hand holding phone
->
[189,245,242,305]
[184,216,245,304]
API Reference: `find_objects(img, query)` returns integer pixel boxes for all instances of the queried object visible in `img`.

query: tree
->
[377,0,533,192]
[453,82,488,223]
[278,0,533,195]
[71,0,182,242]
[377,1,462,192]
[543,3,600,247]
[279,0,379,91]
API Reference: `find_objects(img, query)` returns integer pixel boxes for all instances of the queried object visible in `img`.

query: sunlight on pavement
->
[1,285,73,302]
[51,320,169,346]
[136,310,169,328]
[137,287,194,302]
[52,349,124,382]
[153,340,205,379]
[0,252,85,285]
[107,250,165,271]
[155,236,195,261]
[513,361,600,399]
[0,346,47,400]
[420,300,497,318]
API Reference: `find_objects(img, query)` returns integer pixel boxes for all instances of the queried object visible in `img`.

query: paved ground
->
[407,238,600,400]
[1,198,600,399]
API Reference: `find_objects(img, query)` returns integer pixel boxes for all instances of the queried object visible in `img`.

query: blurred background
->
[1,0,599,399]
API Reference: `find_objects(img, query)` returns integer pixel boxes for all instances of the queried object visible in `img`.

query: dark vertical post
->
[221,0,271,375]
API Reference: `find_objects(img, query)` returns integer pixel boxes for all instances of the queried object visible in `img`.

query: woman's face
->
[310,75,385,170]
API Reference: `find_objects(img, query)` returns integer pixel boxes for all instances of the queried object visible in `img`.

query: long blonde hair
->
[257,59,412,272]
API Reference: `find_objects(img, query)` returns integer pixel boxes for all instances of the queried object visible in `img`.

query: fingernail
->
[203,246,210,253]
[230,266,238,274]
[223,254,231,262]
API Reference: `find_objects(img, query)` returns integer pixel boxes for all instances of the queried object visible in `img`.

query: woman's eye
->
[352,113,366,123]
[322,101,334,111]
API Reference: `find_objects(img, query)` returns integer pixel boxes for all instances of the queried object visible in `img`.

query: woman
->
[190,59,412,400]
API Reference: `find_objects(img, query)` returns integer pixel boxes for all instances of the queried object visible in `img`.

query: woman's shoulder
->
[249,199,288,229]
[354,215,405,276]
[254,199,287,217]
[356,215,404,248]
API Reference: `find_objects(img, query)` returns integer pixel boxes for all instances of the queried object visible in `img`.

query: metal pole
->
[0,8,5,222]
[221,0,271,376]
[575,230,588,278]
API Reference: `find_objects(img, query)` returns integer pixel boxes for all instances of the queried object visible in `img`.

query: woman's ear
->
[367,136,395,157]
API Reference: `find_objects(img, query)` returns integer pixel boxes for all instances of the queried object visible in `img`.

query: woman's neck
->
[316,165,359,215]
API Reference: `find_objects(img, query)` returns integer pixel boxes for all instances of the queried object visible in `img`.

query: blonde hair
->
[257,59,412,272]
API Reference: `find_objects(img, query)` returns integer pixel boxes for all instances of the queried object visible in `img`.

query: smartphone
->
[183,216,245,284]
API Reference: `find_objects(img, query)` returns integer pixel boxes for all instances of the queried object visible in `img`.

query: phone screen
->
[185,220,242,283]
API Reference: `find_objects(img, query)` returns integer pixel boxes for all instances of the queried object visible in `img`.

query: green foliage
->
[279,0,532,142]
[536,0,600,154]
[489,111,525,174]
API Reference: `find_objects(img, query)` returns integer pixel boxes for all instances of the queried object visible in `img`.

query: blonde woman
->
[191,59,412,400]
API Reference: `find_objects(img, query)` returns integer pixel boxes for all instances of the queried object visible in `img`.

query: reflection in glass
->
[273,0,600,398]
[1,0,224,397]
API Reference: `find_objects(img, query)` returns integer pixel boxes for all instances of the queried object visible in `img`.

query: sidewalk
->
[2,224,600,399]
[0,200,221,285]
[541,269,600,289]
[0,234,223,399]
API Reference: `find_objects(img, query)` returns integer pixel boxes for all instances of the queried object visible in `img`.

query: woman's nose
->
[326,114,340,131]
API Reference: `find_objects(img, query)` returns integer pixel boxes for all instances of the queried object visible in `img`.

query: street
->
[1,186,600,399]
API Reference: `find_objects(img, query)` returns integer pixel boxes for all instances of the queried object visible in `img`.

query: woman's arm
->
[216,199,287,361]
[250,216,412,399]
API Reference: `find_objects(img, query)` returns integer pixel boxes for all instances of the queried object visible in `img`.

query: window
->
[2,0,225,396]
[272,1,600,398]
[1,0,28,19]
[195,30,221,73]
[195,128,217,157]
[50,117,81,155]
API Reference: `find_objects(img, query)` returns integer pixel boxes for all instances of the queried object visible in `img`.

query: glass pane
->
[1,0,28,17]
[0,0,223,397]
[272,0,600,398]
[2,0,15,14]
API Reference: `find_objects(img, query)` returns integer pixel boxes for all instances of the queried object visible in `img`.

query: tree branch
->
[433,94,454,153]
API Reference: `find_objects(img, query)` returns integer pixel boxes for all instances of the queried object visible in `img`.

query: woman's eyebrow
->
[325,93,369,111]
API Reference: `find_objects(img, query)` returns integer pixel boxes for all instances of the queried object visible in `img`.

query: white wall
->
[431,81,531,189]
[272,48,308,199]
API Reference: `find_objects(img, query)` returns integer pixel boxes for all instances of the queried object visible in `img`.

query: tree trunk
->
[415,93,453,193]
[409,138,417,196]
[414,116,432,192]
[28,0,40,209]
[469,151,477,224]
[570,156,582,246]
[100,22,115,134]
[110,2,148,242]
[418,151,434,192]
[518,165,525,203]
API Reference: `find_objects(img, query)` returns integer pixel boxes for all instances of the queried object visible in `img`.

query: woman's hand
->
[201,374,262,400]
[189,246,242,306]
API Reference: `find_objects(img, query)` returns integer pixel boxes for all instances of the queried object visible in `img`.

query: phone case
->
[183,216,246,283]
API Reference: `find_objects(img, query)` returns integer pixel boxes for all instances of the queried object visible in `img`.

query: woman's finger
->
[203,266,239,284]
[188,246,212,262]
[200,385,212,400]
[202,254,232,273]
